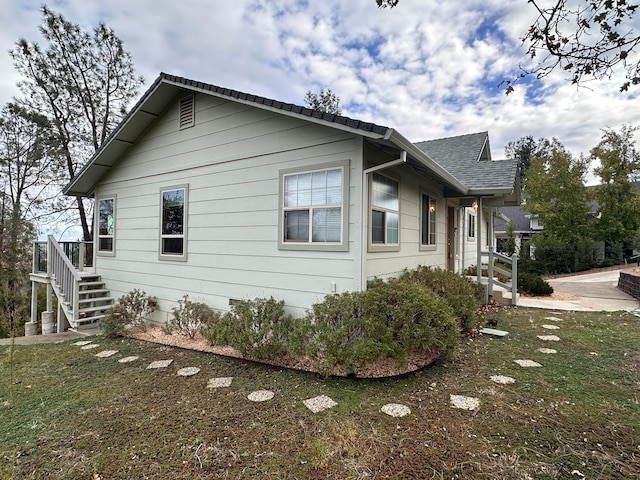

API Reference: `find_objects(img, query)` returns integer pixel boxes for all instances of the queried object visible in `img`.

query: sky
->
[1,0,640,174]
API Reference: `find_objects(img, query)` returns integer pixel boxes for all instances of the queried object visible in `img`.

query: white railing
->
[480,248,518,306]
[47,235,82,323]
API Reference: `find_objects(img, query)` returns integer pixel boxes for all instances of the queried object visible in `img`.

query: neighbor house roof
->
[495,206,531,233]
[64,73,515,198]
[415,132,519,195]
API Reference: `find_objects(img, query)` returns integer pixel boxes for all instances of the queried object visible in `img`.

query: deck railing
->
[480,249,518,306]
[33,240,93,274]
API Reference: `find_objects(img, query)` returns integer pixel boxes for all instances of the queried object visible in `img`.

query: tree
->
[523,144,591,244]
[376,0,640,92]
[10,6,144,240]
[304,89,343,115]
[590,125,640,259]
[505,136,557,184]
[0,104,57,336]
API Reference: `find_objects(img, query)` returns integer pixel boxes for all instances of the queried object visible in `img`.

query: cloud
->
[1,0,640,165]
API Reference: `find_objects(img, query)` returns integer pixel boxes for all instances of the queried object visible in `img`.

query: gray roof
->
[495,206,531,233]
[415,132,518,195]
[64,73,517,198]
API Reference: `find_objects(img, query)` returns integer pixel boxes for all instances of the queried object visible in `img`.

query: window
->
[98,197,115,253]
[467,212,476,239]
[179,95,194,129]
[160,186,188,259]
[283,168,342,243]
[371,173,399,245]
[279,161,349,251]
[421,193,436,246]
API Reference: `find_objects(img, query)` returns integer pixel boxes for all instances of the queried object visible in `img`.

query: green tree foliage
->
[376,0,640,92]
[303,88,342,115]
[504,136,556,184]
[590,125,640,252]
[9,6,143,240]
[524,144,591,245]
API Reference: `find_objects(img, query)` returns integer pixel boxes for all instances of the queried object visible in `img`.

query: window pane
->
[386,212,398,244]
[312,207,341,242]
[372,210,385,243]
[429,197,436,244]
[311,170,327,205]
[296,173,312,206]
[284,176,298,207]
[99,199,114,236]
[372,173,398,210]
[162,237,184,255]
[162,189,184,235]
[284,210,309,241]
[99,237,113,252]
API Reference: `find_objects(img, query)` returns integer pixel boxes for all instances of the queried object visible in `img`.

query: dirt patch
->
[126,326,441,378]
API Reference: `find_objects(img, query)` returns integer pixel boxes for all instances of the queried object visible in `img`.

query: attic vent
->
[179,95,194,129]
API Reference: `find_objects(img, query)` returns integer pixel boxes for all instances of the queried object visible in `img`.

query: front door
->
[446,207,455,271]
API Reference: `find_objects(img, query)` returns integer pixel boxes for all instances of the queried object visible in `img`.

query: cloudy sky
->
[1,0,640,168]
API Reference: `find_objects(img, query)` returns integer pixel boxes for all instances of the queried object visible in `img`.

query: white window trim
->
[368,172,400,253]
[159,184,188,262]
[419,190,437,251]
[467,210,476,240]
[278,160,350,252]
[96,195,116,257]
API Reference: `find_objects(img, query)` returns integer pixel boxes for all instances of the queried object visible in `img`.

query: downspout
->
[360,151,407,291]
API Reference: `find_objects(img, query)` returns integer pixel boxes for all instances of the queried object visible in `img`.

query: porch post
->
[30,281,39,324]
[46,282,53,312]
[476,197,482,283]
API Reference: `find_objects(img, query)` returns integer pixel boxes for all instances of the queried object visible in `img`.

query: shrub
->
[308,278,459,375]
[204,297,295,359]
[518,273,553,296]
[101,289,157,338]
[164,295,220,338]
[399,266,483,332]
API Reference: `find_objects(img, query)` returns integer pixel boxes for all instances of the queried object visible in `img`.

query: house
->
[30,73,519,330]
[494,206,543,256]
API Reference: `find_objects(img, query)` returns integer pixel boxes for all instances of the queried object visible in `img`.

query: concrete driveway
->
[517,269,640,312]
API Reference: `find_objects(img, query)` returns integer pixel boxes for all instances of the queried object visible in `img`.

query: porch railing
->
[33,240,93,274]
[480,249,518,306]
[47,235,83,323]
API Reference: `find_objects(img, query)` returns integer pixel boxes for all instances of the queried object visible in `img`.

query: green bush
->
[164,295,220,338]
[204,297,295,359]
[517,273,553,296]
[101,289,157,338]
[308,278,459,375]
[399,266,483,332]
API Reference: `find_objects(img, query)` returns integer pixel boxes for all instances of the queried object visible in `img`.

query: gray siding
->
[94,93,363,319]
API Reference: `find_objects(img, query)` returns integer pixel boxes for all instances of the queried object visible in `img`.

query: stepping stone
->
[74,341,93,346]
[544,316,563,322]
[95,350,118,358]
[537,348,557,354]
[542,324,560,330]
[549,312,563,316]
[303,395,337,413]
[207,377,233,388]
[81,344,99,350]
[177,367,200,377]
[514,359,542,367]
[537,335,560,341]
[248,390,274,402]
[450,394,480,410]
[118,356,139,363]
[478,327,509,338]
[146,359,173,369]
[490,375,516,384]
[381,403,411,417]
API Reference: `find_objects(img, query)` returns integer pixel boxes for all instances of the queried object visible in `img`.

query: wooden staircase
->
[46,236,114,329]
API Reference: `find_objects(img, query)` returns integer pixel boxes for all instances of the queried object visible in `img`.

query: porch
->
[29,236,113,333]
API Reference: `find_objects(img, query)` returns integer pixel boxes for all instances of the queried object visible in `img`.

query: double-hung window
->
[160,185,188,259]
[97,197,115,254]
[283,167,343,244]
[421,193,436,247]
[467,211,476,239]
[370,173,399,246]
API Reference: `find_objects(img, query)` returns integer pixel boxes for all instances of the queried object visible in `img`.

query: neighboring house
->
[30,73,519,328]
[494,206,543,256]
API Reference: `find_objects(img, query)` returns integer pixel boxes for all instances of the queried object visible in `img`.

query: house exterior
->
[31,73,519,328]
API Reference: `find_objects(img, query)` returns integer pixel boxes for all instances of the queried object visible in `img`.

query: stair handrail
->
[48,235,82,323]
[481,248,518,306]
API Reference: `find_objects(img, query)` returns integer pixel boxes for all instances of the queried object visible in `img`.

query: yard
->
[1,307,639,479]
